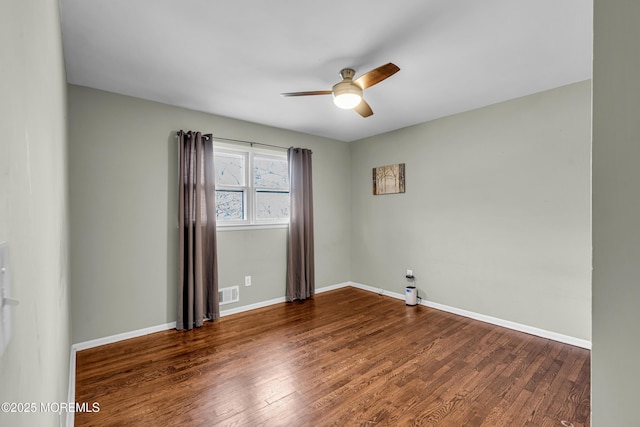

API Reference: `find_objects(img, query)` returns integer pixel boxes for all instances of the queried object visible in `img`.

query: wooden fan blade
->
[354,99,373,117]
[354,63,400,89]
[280,90,332,97]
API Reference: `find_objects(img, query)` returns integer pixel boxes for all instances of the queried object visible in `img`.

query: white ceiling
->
[59,0,593,142]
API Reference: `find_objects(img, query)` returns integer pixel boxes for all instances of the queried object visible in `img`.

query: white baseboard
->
[220,296,286,317]
[316,281,351,293]
[219,282,351,317]
[72,321,177,352]
[349,281,404,299]
[349,281,591,350]
[66,347,76,427]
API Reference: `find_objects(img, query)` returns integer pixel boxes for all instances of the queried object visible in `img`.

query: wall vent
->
[219,286,239,305]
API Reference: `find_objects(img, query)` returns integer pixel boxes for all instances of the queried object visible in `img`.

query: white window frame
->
[214,143,289,230]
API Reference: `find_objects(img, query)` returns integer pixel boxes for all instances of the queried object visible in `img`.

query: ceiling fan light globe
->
[332,81,363,109]
[333,93,362,109]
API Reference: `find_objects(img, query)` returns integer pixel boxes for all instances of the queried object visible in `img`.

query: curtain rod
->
[175,132,286,151]
[212,136,287,151]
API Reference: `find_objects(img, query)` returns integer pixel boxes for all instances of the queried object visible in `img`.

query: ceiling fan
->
[281,62,400,117]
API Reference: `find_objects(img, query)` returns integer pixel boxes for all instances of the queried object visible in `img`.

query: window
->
[214,145,289,227]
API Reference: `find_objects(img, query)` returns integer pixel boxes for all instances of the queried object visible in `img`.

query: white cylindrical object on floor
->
[405,286,417,306]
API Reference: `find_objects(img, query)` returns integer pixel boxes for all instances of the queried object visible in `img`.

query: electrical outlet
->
[406,269,413,277]
[245,276,252,287]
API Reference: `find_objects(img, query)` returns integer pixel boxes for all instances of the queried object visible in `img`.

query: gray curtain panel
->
[177,130,219,330]
[286,147,315,302]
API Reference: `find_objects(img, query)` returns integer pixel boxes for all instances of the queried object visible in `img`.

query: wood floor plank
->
[75,287,590,426]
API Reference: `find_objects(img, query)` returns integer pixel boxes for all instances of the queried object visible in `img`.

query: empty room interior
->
[2,0,640,426]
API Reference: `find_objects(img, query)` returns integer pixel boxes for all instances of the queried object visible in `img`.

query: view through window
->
[214,146,289,226]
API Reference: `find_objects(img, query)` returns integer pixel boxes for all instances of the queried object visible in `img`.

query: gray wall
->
[350,81,592,341]
[592,1,640,425]
[68,85,351,343]
[0,1,70,426]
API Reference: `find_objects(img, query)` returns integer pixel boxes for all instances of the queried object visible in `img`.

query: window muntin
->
[214,146,289,226]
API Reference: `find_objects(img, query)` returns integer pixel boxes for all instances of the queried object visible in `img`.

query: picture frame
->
[373,163,405,195]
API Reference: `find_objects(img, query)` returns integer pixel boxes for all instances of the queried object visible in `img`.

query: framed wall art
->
[373,163,405,195]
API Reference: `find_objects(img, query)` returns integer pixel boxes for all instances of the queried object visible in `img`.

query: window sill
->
[216,223,288,232]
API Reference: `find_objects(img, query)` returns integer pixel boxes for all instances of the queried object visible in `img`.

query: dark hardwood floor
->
[75,287,590,426]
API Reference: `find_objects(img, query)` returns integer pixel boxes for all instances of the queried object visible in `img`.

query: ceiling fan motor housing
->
[332,69,363,109]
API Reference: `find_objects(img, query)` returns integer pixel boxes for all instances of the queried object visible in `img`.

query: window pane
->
[215,153,245,186]
[254,157,289,189]
[256,191,289,220]
[215,190,244,221]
